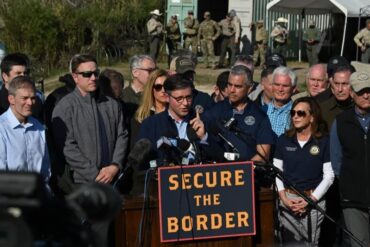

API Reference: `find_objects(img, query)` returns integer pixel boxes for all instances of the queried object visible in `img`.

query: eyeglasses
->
[138,67,156,73]
[153,84,164,91]
[76,69,100,78]
[169,94,193,103]
[290,110,309,118]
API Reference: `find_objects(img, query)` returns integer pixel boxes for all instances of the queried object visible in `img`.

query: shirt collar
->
[354,106,370,119]
[270,100,292,112]
[5,107,33,129]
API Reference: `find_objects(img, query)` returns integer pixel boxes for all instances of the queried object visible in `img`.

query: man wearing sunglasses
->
[0,52,44,122]
[330,71,370,247]
[52,54,128,246]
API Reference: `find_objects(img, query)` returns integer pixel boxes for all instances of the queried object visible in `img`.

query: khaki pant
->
[279,192,325,246]
[184,35,198,54]
[218,35,236,67]
[253,43,267,66]
[201,39,216,67]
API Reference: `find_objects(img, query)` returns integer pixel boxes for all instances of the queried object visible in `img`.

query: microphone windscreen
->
[178,139,191,152]
[128,138,152,167]
[186,124,199,141]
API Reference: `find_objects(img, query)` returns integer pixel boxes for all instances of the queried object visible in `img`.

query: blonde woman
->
[130,69,168,148]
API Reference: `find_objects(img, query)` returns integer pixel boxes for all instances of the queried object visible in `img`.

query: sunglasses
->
[290,110,308,118]
[153,84,164,91]
[76,69,100,78]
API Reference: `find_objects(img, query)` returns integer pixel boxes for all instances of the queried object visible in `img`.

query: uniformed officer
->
[183,10,200,55]
[253,20,268,67]
[166,15,181,65]
[204,65,275,162]
[147,9,164,61]
[198,11,220,69]
[354,19,370,64]
[271,17,288,56]
[229,9,242,54]
[217,14,236,68]
[303,20,321,66]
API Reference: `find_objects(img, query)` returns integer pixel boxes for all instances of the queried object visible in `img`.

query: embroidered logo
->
[244,116,255,126]
[310,145,320,155]
[286,146,297,151]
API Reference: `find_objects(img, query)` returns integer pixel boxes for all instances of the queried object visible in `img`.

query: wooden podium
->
[115,187,275,247]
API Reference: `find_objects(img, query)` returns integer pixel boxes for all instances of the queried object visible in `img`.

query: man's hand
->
[189,109,205,139]
[95,164,120,184]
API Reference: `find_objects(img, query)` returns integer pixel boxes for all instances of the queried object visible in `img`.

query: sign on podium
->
[158,162,256,242]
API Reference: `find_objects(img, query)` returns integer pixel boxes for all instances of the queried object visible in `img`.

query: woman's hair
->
[135,69,168,123]
[286,97,327,138]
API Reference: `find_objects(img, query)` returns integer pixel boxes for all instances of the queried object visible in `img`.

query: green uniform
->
[198,19,220,68]
[303,26,321,66]
[218,18,236,67]
[354,27,370,63]
[253,24,268,66]
[183,16,199,54]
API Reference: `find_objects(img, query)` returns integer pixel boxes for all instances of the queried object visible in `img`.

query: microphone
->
[156,136,177,150]
[222,118,242,134]
[186,124,201,163]
[210,125,239,153]
[66,183,122,222]
[114,138,152,192]
[223,117,236,129]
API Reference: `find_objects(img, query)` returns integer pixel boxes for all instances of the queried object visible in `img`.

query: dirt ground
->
[43,60,310,96]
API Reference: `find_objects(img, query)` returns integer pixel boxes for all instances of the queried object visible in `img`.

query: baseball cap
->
[175,57,195,74]
[350,71,370,93]
[327,56,349,78]
[265,53,286,67]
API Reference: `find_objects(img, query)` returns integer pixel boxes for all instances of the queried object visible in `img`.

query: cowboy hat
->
[150,9,162,16]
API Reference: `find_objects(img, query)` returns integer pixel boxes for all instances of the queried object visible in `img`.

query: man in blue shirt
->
[267,66,296,136]
[205,65,275,162]
[0,75,50,182]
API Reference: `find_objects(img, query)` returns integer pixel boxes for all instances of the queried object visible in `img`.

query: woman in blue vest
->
[273,97,334,245]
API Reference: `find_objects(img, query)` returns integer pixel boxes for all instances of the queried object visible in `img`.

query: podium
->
[115,187,275,247]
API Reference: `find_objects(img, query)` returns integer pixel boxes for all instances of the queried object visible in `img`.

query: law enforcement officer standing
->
[198,11,220,69]
[183,10,200,55]
[147,9,164,61]
[303,20,321,66]
[271,17,288,57]
[354,19,370,64]
[166,15,181,65]
[217,14,236,68]
[253,20,268,67]
[229,9,242,54]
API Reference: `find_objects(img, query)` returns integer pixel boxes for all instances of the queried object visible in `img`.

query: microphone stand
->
[255,163,365,247]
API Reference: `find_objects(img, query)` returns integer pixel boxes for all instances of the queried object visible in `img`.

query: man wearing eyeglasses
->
[0,53,43,122]
[122,55,156,106]
[52,54,128,246]
[292,64,328,101]
[138,75,221,168]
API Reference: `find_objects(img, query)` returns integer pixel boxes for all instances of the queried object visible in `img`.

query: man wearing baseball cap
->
[330,71,370,247]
